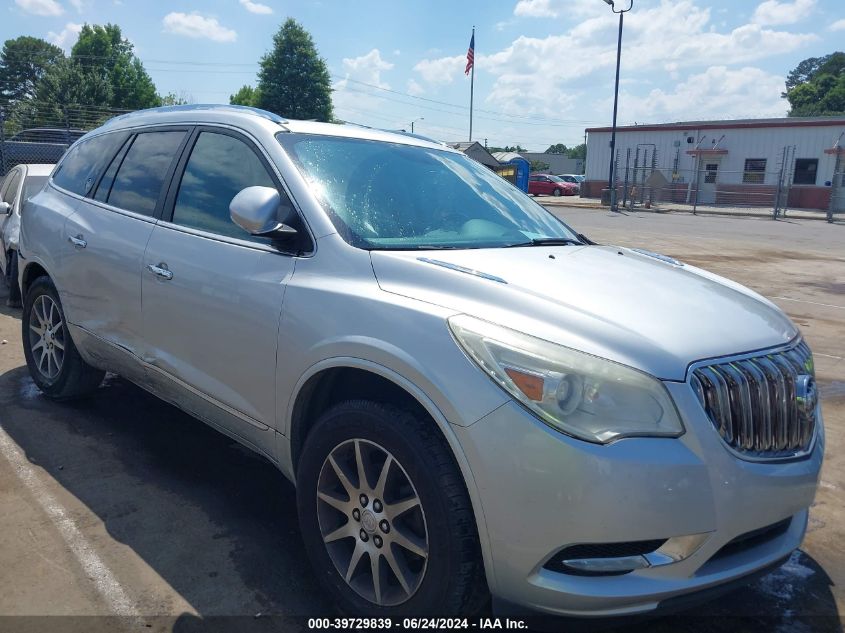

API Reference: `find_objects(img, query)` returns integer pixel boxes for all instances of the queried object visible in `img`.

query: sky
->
[3,0,844,151]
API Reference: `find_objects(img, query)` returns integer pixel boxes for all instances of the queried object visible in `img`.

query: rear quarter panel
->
[19,184,81,299]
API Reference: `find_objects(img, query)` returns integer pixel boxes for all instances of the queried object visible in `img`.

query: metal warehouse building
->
[583,117,845,212]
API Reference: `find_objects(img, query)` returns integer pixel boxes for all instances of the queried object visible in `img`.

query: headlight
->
[448,315,684,443]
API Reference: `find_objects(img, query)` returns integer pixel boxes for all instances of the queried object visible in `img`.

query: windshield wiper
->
[503,237,584,248]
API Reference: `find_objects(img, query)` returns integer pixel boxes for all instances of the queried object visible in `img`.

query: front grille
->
[691,341,816,460]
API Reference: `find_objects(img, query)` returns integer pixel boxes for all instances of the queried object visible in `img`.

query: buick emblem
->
[796,375,818,419]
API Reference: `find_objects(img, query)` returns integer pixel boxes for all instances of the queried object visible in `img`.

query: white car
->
[556,174,584,193]
[0,163,53,306]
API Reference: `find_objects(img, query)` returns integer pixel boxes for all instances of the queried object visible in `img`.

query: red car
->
[528,173,578,196]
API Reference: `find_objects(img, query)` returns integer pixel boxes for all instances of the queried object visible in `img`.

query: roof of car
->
[96,104,454,153]
[24,164,56,176]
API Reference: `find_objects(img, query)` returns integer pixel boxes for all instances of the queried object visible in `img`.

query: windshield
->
[23,176,48,201]
[278,133,578,250]
[548,175,565,183]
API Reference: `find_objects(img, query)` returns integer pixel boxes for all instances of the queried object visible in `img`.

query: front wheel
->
[297,400,486,616]
[552,188,562,197]
[22,276,104,399]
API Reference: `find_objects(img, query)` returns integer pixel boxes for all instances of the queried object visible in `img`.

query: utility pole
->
[603,0,633,212]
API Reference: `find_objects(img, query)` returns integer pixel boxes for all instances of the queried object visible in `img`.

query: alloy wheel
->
[316,438,429,607]
[28,294,65,380]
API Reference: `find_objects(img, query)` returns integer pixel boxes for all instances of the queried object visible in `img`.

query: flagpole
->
[469,26,475,142]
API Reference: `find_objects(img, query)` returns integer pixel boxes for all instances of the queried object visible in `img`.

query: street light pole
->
[410,117,424,133]
[604,0,633,213]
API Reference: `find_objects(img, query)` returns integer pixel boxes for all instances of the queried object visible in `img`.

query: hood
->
[370,245,797,381]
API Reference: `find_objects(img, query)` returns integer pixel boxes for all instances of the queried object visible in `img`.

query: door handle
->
[146,263,173,281]
[68,235,87,249]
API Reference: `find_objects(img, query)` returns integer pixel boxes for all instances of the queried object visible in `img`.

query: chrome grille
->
[691,341,816,460]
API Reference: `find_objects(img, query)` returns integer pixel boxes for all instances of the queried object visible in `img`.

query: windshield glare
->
[278,133,578,250]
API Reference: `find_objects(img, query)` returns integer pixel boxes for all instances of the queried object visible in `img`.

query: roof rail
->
[107,104,289,125]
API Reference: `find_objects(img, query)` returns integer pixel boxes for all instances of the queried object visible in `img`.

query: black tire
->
[297,400,487,617]
[6,250,21,306]
[552,188,562,197]
[22,275,104,399]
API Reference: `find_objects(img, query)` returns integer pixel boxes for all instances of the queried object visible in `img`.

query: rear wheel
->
[297,400,487,616]
[22,276,104,399]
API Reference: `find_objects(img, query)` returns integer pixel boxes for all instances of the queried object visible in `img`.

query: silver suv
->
[18,105,823,619]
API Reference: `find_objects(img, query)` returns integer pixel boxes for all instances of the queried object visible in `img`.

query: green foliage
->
[545,143,568,154]
[257,18,333,121]
[784,52,845,116]
[160,92,191,106]
[530,160,550,172]
[0,36,65,104]
[488,144,526,153]
[230,85,260,107]
[71,23,159,110]
[566,143,586,160]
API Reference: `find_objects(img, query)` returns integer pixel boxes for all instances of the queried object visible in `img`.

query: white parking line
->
[770,296,845,310]
[0,425,139,617]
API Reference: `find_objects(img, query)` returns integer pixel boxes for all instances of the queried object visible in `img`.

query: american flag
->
[465,32,475,75]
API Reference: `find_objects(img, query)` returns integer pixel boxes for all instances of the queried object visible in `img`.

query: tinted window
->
[108,131,186,217]
[172,132,278,242]
[94,139,131,203]
[2,170,21,204]
[52,132,129,196]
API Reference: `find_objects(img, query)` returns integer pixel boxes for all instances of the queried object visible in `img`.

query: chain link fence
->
[1,100,132,177]
[830,150,845,222]
[609,144,840,221]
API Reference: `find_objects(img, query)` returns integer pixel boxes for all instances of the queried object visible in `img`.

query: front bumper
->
[453,382,823,617]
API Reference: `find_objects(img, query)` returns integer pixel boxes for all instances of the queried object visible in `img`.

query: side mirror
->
[0,202,10,216]
[229,186,297,237]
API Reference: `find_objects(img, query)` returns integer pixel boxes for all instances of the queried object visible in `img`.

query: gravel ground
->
[0,207,842,632]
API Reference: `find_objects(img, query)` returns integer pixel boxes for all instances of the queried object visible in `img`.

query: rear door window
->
[107,131,186,217]
[52,131,129,196]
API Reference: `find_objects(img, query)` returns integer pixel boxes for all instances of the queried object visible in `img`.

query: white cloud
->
[68,0,86,12]
[829,18,845,31]
[406,79,425,96]
[751,0,815,26]
[333,49,396,124]
[616,66,788,123]
[413,55,465,85]
[341,49,394,89]
[239,0,272,15]
[514,0,604,19]
[47,21,82,50]
[414,0,816,121]
[15,0,64,16]
[162,12,237,42]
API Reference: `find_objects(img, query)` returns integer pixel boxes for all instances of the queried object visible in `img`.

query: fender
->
[281,354,502,594]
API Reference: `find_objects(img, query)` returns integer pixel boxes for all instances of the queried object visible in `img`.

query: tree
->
[257,18,333,121]
[488,144,526,153]
[784,52,845,116]
[71,24,159,110]
[23,57,113,127]
[160,91,192,106]
[0,36,64,104]
[530,160,550,172]
[566,143,586,160]
[545,143,568,154]
[230,85,260,107]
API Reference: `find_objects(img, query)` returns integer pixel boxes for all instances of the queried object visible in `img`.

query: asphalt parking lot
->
[0,207,843,633]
